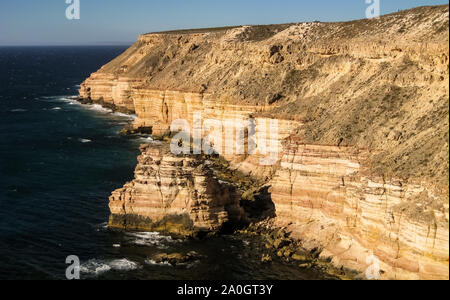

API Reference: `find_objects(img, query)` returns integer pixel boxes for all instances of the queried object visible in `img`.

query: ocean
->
[0,46,334,280]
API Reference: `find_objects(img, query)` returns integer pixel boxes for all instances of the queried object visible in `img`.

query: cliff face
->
[80,5,449,186]
[80,5,449,279]
[270,140,449,280]
[109,144,243,236]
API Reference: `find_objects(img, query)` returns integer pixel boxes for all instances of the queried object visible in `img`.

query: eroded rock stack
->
[109,144,244,236]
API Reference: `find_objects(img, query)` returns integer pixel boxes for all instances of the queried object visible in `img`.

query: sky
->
[0,0,448,46]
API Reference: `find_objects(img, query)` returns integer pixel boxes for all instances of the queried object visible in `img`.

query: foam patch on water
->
[87,104,113,113]
[41,96,61,100]
[51,107,62,111]
[93,222,108,231]
[80,260,111,276]
[40,95,74,102]
[140,136,154,142]
[113,112,137,120]
[58,96,80,105]
[43,95,138,122]
[109,259,140,271]
[145,259,172,267]
[80,258,140,276]
[125,232,179,248]
[10,109,27,112]
[78,138,92,143]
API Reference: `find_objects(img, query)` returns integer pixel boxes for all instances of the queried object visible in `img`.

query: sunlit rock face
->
[109,144,244,237]
[80,5,449,279]
[269,140,449,280]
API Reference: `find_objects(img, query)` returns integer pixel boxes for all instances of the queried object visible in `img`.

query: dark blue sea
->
[0,46,334,280]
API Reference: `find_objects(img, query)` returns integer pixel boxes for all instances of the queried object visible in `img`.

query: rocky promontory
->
[109,143,244,237]
[79,5,449,280]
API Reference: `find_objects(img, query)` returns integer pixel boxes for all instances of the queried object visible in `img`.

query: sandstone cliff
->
[80,5,449,279]
[109,144,243,236]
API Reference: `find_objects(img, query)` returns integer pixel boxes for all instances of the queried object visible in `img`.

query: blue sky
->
[0,0,448,46]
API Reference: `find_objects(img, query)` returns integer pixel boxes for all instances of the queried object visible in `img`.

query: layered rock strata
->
[109,144,243,236]
[269,141,449,280]
[80,74,144,113]
[79,5,449,279]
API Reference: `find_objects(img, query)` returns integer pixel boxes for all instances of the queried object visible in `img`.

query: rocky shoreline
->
[76,96,136,115]
[237,220,359,280]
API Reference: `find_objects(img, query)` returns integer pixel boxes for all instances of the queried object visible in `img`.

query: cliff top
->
[140,5,449,41]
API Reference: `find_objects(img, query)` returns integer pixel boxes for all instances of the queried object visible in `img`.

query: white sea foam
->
[41,95,73,102]
[88,104,113,113]
[100,222,108,229]
[78,138,92,143]
[108,259,140,271]
[140,136,154,142]
[80,260,111,276]
[80,258,140,276]
[42,96,138,123]
[51,107,62,110]
[58,96,78,102]
[93,222,108,232]
[145,259,172,267]
[113,112,137,119]
[10,109,27,112]
[125,232,178,248]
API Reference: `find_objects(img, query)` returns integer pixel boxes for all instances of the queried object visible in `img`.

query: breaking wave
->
[80,258,140,277]
[125,232,179,248]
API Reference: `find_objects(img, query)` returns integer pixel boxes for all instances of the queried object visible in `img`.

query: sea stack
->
[109,144,244,236]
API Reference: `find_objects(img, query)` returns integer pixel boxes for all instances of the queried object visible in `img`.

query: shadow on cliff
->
[220,186,276,234]
[240,186,276,222]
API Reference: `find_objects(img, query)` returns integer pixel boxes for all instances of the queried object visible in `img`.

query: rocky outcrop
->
[79,5,449,279]
[109,144,243,237]
[79,74,144,113]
